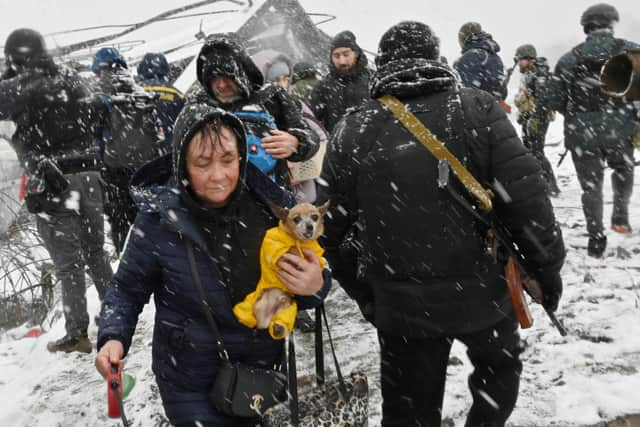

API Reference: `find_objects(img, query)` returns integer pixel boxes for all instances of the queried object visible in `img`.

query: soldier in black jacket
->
[0,29,113,353]
[186,34,318,189]
[547,3,639,257]
[319,21,566,426]
[310,30,371,133]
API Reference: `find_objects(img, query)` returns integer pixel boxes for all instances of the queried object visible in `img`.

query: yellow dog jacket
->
[233,222,326,339]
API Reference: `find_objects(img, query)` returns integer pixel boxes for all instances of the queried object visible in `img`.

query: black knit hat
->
[376,21,440,68]
[331,30,360,53]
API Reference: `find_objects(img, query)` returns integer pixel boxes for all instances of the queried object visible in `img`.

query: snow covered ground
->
[1,114,639,427]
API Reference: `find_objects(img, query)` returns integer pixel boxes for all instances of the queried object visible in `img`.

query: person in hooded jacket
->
[513,44,561,196]
[95,104,332,427]
[318,21,565,427]
[454,22,507,101]
[310,30,371,133]
[185,34,319,189]
[0,28,113,353]
[137,52,185,144]
[546,3,639,258]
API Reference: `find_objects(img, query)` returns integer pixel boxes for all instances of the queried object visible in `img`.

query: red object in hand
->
[18,172,28,201]
[107,364,123,418]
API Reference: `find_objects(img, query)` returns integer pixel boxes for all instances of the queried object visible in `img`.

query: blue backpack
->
[234,111,278,179]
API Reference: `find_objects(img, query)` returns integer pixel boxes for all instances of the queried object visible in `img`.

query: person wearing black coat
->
[137,52,185,143]
[92,47,144,254]
[186,34,319,189]
[318,21,566,427]
[546,3,639,257]
[95,103,332,426]
[0,28,113,353]
[310,30,371,133]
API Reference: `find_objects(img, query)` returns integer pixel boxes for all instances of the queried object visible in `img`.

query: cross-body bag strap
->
[185,239,230,362]
[378,94,493,212]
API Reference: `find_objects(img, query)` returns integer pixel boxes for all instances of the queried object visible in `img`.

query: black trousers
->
[378,316,523,427]
[522,119,559,194]
[101,166,137,254]
[571,144,635,238]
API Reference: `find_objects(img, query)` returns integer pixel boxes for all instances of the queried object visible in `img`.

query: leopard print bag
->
[262,371,368,426]
[262,307,369,427]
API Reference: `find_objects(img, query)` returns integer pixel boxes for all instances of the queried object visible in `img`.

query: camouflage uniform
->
[514,51,560,195]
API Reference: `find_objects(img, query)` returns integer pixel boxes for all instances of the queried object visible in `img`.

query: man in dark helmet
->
[513,43,561,196]
[0,29,113,353]
[318,20,565,427]
[547,3,639,258]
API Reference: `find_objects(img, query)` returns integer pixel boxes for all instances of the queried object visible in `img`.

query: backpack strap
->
[377,95,493,212]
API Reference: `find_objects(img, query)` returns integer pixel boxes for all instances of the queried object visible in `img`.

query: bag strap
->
[185,239,230,362]
[378,94,493,212]
[287,305,348,426]
[314,307,324,385]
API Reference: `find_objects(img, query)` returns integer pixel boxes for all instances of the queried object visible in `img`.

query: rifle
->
[484,206,567,336]
[440,164,567,336]
[379,94,567,336]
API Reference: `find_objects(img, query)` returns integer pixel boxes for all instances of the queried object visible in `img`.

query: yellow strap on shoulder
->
[378,94,493,212]
[143,85,185,99]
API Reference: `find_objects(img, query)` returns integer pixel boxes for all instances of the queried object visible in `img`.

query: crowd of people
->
[0,2,637,426]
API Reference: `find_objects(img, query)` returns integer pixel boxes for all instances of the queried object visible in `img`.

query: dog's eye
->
[311,214,319,221]
[293,216,302,224]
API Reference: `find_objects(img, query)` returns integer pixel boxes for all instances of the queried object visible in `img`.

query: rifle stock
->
[505,256,533,329]
[493,222,568,336]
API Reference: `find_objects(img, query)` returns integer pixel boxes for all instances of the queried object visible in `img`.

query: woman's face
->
[186,123,241,208]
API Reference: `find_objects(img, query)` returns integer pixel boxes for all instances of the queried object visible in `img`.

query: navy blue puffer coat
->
[98,103,332,425]
[454,32,506,99]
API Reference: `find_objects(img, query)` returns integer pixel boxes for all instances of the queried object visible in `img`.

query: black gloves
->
[535,269,563,312]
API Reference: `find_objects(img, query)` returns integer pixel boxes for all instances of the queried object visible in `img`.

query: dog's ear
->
[317,200,330,217]
[269,203,290,222]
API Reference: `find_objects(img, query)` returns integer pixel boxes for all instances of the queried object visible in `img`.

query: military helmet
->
[4,28,46,67]
[515,44,537,60]
[580,3,619,28]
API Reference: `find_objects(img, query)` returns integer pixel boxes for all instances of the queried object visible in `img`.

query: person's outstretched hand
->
[95,339,125,378]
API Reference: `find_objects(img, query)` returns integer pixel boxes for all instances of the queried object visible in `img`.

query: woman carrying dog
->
[94,103,332,427]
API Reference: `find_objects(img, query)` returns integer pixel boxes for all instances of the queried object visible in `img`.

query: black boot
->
[46,334,92,354]
[587,235,607,258]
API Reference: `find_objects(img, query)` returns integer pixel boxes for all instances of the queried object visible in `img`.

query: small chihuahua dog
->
[233,202,329,339]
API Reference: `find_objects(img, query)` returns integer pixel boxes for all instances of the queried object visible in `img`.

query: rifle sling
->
[378,94,493,212]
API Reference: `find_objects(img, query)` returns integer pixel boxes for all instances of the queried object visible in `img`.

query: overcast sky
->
[0,0,638,67]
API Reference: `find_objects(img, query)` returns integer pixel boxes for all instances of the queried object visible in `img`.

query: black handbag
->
[263,306,369,427]
[186,241,288,418]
